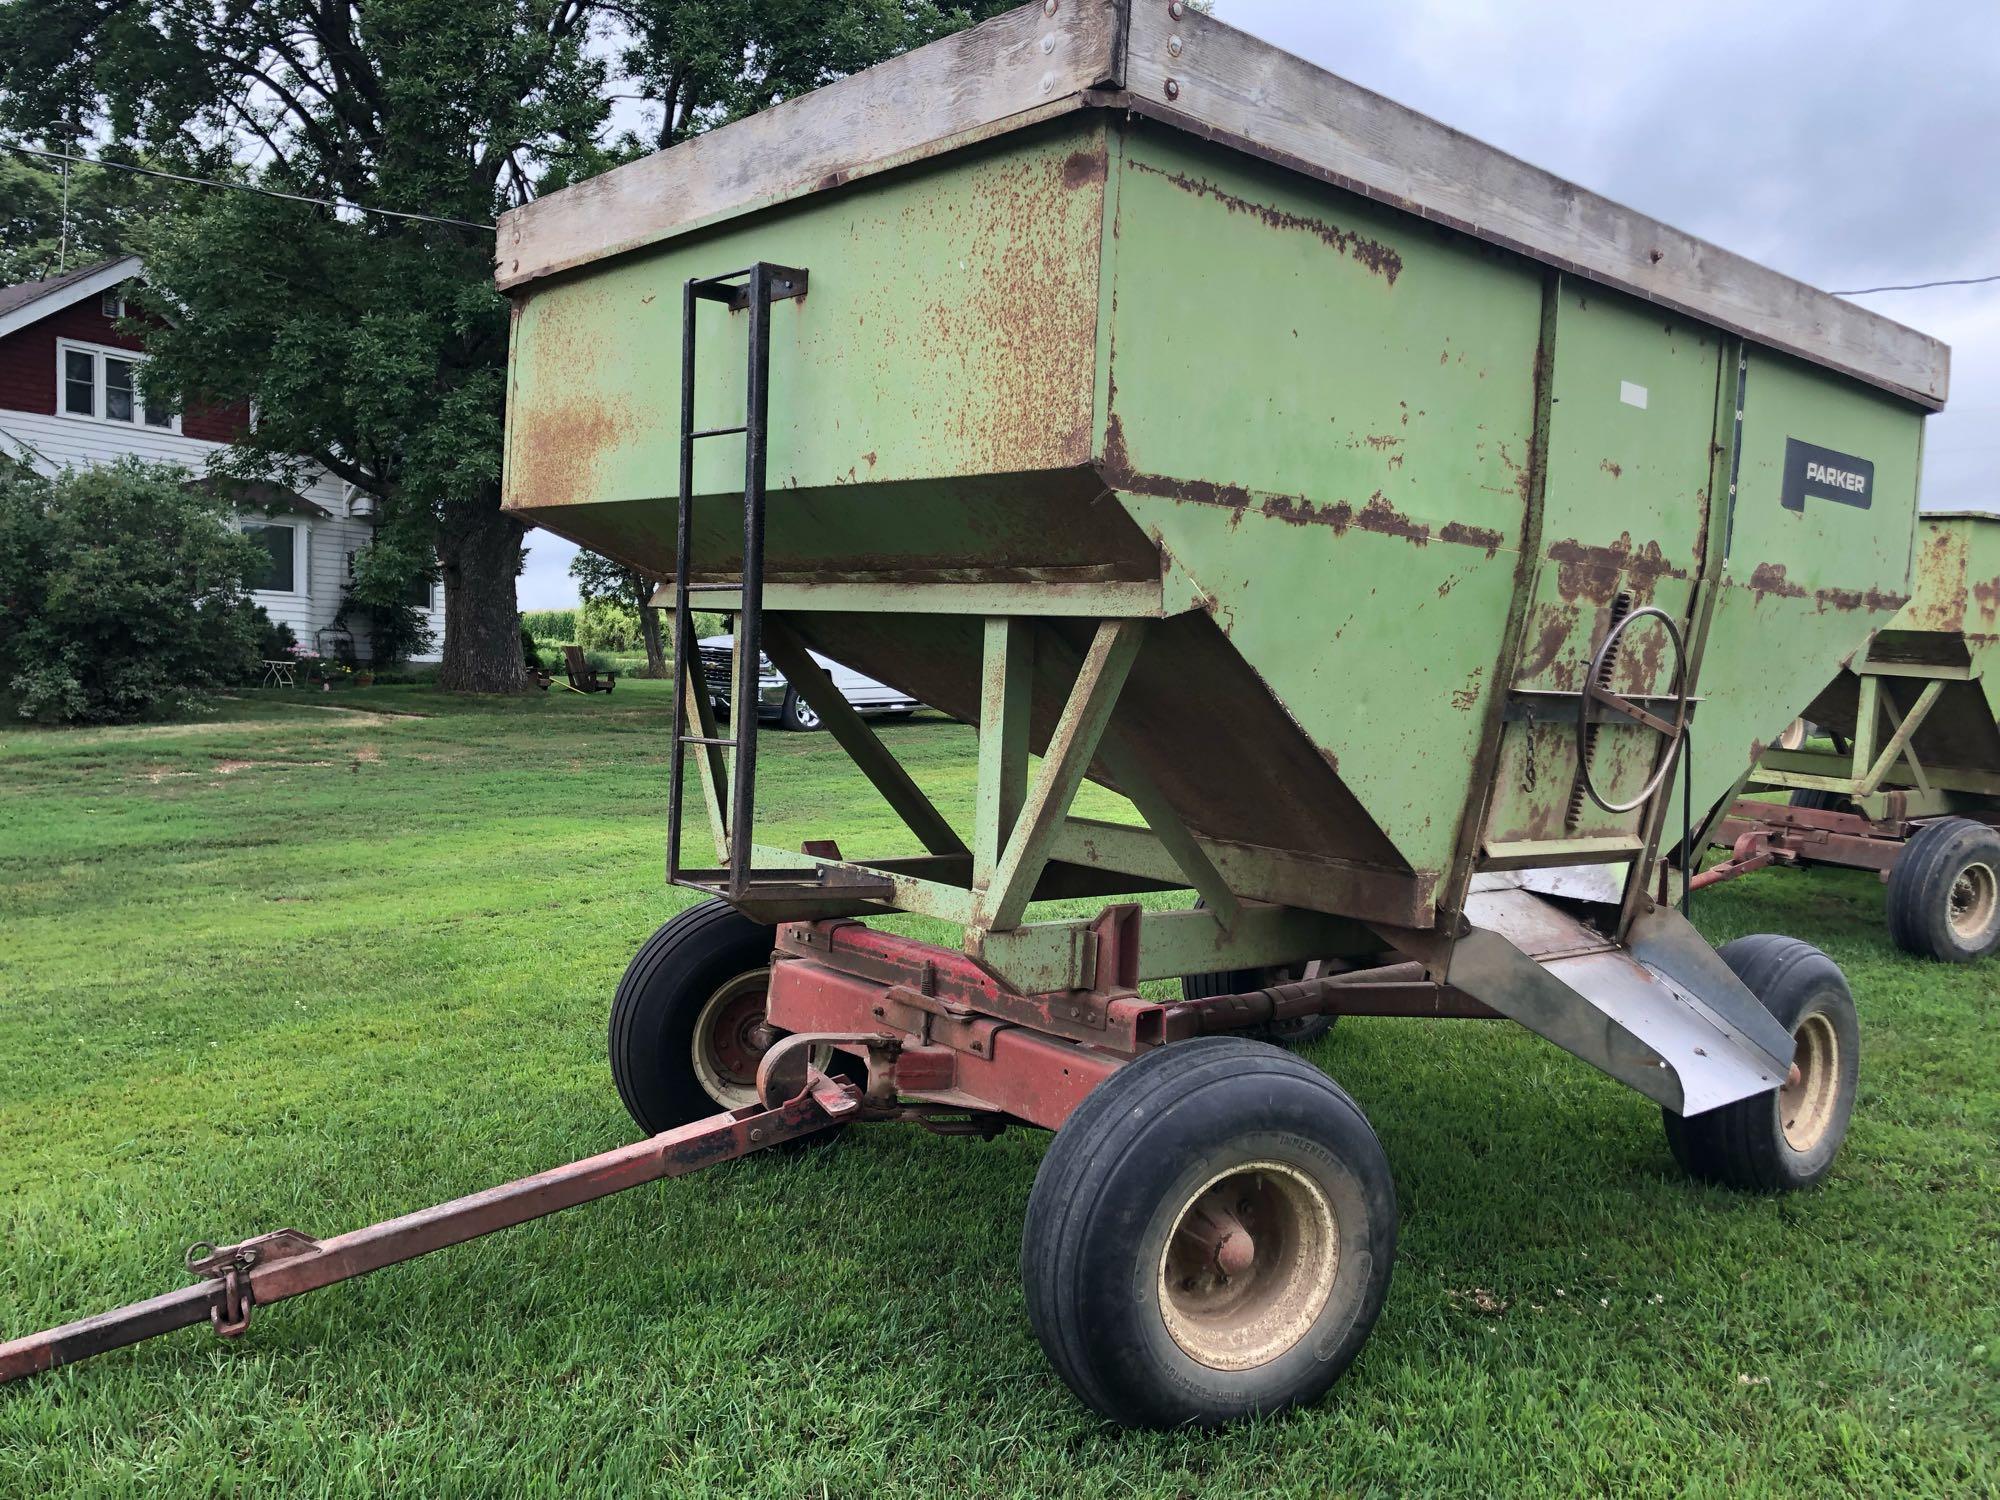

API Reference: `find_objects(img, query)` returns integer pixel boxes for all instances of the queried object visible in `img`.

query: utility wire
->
[4,143,496,232]
[1831,272,2000,295]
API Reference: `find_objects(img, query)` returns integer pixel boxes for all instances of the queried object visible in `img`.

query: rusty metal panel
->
[1481,283,1720,847]
[504,118,1111,546]
[1684,351,1925,819]
[1102,122,1542,882]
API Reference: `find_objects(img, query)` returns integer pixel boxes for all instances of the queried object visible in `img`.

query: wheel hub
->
[692,969,779,1109]
[1778,1011,1841,1153]
[1158,1161,1339,1371]
[1947,860,1998,944]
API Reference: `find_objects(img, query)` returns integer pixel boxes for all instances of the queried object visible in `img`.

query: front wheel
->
[1021,1037,1397,1428]
[1661,935,1858,1191]
[608,900,844,1133]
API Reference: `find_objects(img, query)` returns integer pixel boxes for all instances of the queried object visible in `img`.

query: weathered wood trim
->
[500,1,1945,408]
[495,1,1125,290]
[1118,7,1945,408]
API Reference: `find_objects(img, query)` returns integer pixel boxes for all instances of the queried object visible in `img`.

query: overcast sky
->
[518,0,2000,608]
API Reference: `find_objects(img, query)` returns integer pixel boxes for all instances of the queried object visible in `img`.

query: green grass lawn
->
[1,683,1995,1497]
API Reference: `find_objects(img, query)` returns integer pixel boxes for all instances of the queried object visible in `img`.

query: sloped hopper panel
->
[778,607,1418,920]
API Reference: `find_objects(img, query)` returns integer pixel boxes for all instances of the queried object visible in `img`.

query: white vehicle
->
[697,634,923,731]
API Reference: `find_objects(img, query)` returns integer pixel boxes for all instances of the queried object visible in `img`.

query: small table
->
[261,660,298,687]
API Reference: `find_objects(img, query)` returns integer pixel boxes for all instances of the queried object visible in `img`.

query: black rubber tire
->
[607,900,779,1134]
[1884,817,2000,962]
[1021,1037,1397,1428]
[1661,935,1859,1192]
[1181,967,1337,1046]
[778,687,821,732]
[1178,899,1336,1047]
[1789,787,1857,816]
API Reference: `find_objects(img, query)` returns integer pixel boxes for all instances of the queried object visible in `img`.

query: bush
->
[0,461,265,723]
[520,623,543,671]
[336,539,436,665]
[520,607,577,641]
[253,608,297,665]
[576,597,639,652]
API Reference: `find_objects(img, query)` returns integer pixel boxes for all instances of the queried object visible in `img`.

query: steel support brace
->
[762,617,967,857]
[974,619,1146,932]
[974,617,1033,891]
[1859,679,1943,797]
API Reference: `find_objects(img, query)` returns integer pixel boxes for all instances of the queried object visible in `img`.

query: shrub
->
[253,608,297,665]
[520,607,577,641]
[336,539,436,665]
[575,597,639,652]
[0,461,266,723]
[520,623,543,671]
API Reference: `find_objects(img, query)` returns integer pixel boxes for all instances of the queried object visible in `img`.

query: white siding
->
[0,405,444,661]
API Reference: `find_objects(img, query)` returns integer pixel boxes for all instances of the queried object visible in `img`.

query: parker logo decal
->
[1781,438,1874,512]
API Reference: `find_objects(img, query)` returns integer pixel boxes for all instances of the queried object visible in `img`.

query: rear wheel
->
[1885,817,2000,962]
[1661,935,1858,1191]
[1789,787,1858,816]
[609,900,848,1133]
[1021,1037,1396,1428]
[1179,900,1336,1046]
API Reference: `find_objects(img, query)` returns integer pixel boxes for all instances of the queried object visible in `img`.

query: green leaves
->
[0,460,268,722]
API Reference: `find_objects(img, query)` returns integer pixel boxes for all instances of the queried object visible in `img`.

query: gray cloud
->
[1229,0,1998,503]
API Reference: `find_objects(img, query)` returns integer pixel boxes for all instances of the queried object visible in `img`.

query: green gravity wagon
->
[1,0,1950,1426]
[1705,511,2000,961]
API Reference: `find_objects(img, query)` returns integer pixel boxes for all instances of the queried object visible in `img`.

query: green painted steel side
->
[1900,512,2000,721]
[1103,127,1541,878]
[1686,351,1925,820]
[500,108,1933,929]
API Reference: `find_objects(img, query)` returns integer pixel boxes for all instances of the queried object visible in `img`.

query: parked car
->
[698,634,923,731]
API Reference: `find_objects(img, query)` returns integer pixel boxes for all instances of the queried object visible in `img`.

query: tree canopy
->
[0,0,1015,689]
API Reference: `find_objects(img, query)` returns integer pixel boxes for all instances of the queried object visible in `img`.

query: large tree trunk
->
[638,598,667,679]
[437,495,529,692]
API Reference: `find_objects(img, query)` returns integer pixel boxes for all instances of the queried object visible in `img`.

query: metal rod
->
[668,276,700,884]
[0,1089,852,1386]
[729,263,774,898]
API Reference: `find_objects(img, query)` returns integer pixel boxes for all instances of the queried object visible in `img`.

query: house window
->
[244,523,300,594]
[55,341,175,430]
[100,288,128,319]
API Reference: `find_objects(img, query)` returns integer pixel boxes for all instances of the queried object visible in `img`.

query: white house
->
[0,255,444,661]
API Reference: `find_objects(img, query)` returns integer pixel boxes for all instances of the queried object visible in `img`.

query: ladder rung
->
[680,735,738,747]
[691,425,747,439]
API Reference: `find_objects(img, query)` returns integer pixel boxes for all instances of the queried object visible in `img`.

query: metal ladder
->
[667,263,808,897]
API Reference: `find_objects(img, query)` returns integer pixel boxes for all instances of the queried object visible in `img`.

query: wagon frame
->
[2,0,1944,1425]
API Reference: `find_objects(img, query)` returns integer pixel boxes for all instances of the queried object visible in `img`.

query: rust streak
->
[1546,534,1683,604]
[1440,521,1504,557]
[1133,162,1403,284]
[1748,562,1808,599]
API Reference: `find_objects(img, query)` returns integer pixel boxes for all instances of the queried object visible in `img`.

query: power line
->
[1831,272,2000,295]
[3,143,495,232]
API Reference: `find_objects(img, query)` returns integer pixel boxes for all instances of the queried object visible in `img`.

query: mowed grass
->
[1,682,1995,1497]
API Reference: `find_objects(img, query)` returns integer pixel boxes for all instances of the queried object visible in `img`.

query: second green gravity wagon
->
[492,0,1945,1427]
[0,0,1950,1428]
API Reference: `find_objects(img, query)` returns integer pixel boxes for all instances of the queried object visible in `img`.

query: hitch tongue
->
[0,1075,857,1385]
